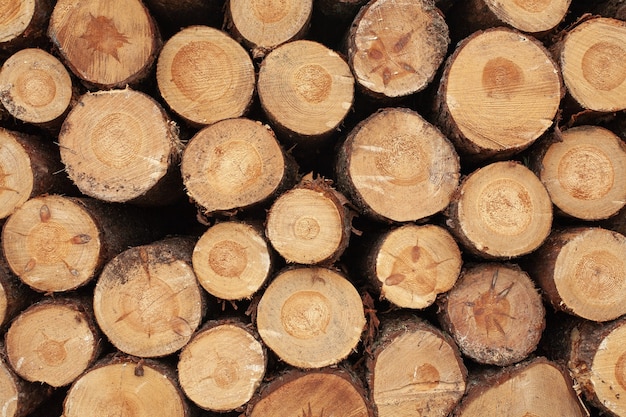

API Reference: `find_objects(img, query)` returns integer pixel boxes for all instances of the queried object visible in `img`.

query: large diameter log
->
[2,195,163,293]
[156,25,255,127]
[437,263,545,366]
[47,0,161,89]
[533,125,626,220]
[445,161,553,259]
[177,319,266,412]
[346,0,449,99]
[62,355,191,417]
[435,27,562,162]
[453,357,588,416]
[553,17,626,112]
[5,297,100,387]
[225,0,313,59]
[93,237,206,358]
[0,48,73,129]
[335,107,460,222]
[365,224,462,309]
[526,227,626,322]
[58,88,184,205]
[246,368,373,417]
[367,315,467,417]
[256,266,365,369]
[257,40,354,141]
[0,0,52,54]
[181,118,297,215]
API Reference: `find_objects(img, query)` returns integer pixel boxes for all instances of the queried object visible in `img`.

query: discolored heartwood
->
[93,237,206,358]
[438,263,545,366]
[346,0,450,99]
[156,25,255,127]
[225,0,313,58]
[5,297,100,387]
[367,315,467,417]
[335,107,460,222]
[181,118,298,215]
[178,319,266,412]
[47,0,161,89]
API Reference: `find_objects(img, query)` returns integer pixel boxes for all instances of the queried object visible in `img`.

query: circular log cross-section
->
[156,25,255,127]
[336,107,460,222]
[257,40,354,140]
[63,356,189,417]
[192,221,271,301]
[438,263,545,366]
[529,227,626,322]
[436,27,562,161]
[0,0,51,53]
[256,267,365,369]
[178,320,266,412]
[347,0,450,98]
[370,224,462,309]
[181,118,294,214]
[536,125,626,220]
[59,89,183,205]
[247,368,373,417]
[5,298,99,387]
[265,180,351,265]
[446,161,553,259]
[226,0,312,58]
[557,17,626,112]
[47,0,160,89]
[367,316,467,417]
[0,48,72,127]
[2,195,102,292]
[93,237,205,358]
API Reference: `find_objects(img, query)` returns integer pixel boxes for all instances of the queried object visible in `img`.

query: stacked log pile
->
[0,0,625,416]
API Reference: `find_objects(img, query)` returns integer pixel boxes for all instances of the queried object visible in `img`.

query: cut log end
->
[0,0,37,44]
[483,0,571,33]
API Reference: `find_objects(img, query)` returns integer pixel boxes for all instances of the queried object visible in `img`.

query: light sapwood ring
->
[482,0,571,33]
[258,40,354,138]
[157,25,255,126]
[2,195,100,292]
[0,128,34,220]
[0,0,35,43]
[192,221,271,300]
[0,48,72,125]
[256,267,365,369]
[182,118,286,213]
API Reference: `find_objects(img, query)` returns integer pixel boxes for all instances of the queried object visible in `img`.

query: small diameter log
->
[453,357,588,416]
[0,127,71,221]
[5,297,100,388]
[246,368,373,417]
[435,27,562,162]
[560,316,626,416]
[367,315,467,417]
[0,0,52,54]
[2,195,162,293]
[257,40,354,141]
[181,118,297,215]
[366,224,462,309]
[0,48,73,129]
[437,263,545,366]
[256,266,365,369]
[526,227,626,322]
[553,16,626,112]
[62,355,191,417]
[225,0,313,59]
[47,0,161,89]
[156,25,255,127]
[192,221,272,301]
[445,161,553,259]
[534,125,626,220]
[58,88,184,205]
[265,178,352,265]
[335,107,460,222]
[178,319,266,412]
[93,237,206,358]
[346,0,449,99]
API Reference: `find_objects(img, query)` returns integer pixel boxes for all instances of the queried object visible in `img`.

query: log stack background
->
[0,0,625,416]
